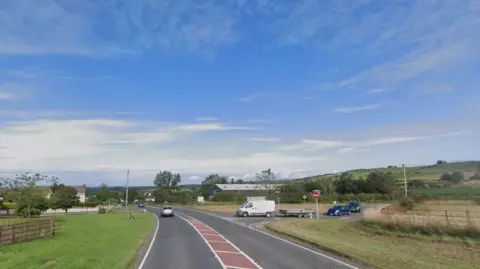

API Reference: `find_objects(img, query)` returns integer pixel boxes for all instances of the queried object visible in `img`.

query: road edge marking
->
[181,207,359,269]
[176,213,229,269]
[137,211,160,269]
[177,212,264,269]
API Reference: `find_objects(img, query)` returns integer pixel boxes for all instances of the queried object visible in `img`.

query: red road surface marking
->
[179,215,263,269]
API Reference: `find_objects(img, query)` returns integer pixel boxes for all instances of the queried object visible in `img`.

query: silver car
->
[160,206,174,217]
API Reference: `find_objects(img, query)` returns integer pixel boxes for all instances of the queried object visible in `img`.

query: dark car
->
[326,205,351,216]
[347,201,361,213]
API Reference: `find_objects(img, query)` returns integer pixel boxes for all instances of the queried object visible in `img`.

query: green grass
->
[265,219,480,269]
[422,187,480,196]
[0,218,31,225]
[0,213,156,269]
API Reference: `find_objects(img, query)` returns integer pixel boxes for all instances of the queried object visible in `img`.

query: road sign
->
[312,190,321,219]
[312,190,321,200]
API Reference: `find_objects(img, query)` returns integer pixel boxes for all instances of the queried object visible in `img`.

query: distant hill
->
[295,161,480,183]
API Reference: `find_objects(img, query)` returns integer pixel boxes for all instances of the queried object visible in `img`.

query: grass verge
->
[265,219,480,269]
[0,212,156,269]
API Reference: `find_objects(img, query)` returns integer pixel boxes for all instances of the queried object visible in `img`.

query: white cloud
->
[177,123,253,132]
[0,117,478,185]
[247,137,281,143]
[335,104,383,113]
[0,92,13,100]
[281,132,466,153]
[367,88,388,94]
[195,116,219,122]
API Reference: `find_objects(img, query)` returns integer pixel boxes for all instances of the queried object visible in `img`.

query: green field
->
[0,213,156,269]
[265,219,480,269]
[421,187,480,196]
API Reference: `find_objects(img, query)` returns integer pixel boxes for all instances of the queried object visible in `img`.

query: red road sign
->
[312,190,321,200]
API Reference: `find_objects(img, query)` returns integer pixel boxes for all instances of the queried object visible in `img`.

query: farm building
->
[209,184,282,201]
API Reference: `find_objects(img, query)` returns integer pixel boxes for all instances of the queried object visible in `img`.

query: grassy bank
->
[0,212,156,269]
[265,218,480,269]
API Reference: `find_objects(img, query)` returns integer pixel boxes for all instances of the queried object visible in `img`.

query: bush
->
[2,202,16,209]
[398,197,415,210]
[98,207,107,214]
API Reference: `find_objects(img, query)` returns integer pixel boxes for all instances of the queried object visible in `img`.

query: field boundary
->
[0,217,57,245]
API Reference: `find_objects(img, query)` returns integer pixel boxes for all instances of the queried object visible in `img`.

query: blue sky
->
[0,0,479,186]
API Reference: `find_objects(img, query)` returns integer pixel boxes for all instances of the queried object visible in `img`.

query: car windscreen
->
[163,207,172,210]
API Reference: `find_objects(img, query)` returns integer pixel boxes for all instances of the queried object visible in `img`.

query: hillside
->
[297,161,480,183]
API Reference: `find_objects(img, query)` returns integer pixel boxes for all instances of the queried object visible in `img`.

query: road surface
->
[140,206,364,269]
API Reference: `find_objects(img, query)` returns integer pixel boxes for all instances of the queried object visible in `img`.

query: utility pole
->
[403,164,408,197]
[125,169,130,210]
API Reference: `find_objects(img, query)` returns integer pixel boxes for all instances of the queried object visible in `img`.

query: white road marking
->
[177,212,264,269]
[137,212,160,269]
[215,250,242,254]
[181,207,359,269]
[176,213,229,269]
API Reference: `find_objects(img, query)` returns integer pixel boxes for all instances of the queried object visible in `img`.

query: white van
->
[236,200,276,217]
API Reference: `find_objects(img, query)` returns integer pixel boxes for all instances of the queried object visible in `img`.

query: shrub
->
[398,197,415,210]
[98,207,107,214]
[212,192,246,203]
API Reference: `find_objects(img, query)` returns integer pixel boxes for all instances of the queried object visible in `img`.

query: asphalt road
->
[141,206,365,269]
[140,206,223,269]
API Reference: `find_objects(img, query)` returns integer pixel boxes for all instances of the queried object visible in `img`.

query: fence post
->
[445,210,451,226]
[466,210,471,226]
[25,222,29,241]
[50,217,54,235]
[11,223,15,243]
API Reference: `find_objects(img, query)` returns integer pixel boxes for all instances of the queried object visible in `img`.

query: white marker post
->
[312,190,321,219]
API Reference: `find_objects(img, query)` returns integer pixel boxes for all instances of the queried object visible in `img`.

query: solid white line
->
[215,250,242,254]
[181,207,359,269]
[179,212,264,269]
[137,212,160,269]
[176,213,228,269]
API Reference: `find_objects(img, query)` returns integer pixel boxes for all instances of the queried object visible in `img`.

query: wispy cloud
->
[367,88,389,94]
[0,0,242,57]
[246,118,275,124]
[0,91,13,100]
[196,116,219,122]
[281,132,465,152]
[335,104,383,114]
[246,137,281,143]
[176,123,253,132]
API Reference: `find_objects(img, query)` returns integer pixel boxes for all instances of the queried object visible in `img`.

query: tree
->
[1,173,51,218]
[436,160,447,165]
[451,172,464,183]
[200,174,228,198]
[154,171,181,190]
[153,189,170,203]
[335,173,361,194]
[440,172,463,184]
[119,189,139,203]
[408,179,426,189]
[364,172,397,194]
[95,183,113,202]
[256,168,276,182]
[50,186,79,215]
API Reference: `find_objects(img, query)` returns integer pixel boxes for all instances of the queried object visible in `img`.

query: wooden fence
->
[0,217,57,245]
[404,209,480,226]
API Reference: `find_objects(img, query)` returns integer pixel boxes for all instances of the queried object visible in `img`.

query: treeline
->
[0,173,83,217]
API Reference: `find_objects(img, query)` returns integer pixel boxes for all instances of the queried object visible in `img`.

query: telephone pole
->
[125,169,130,209]
[403,164,408,197]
